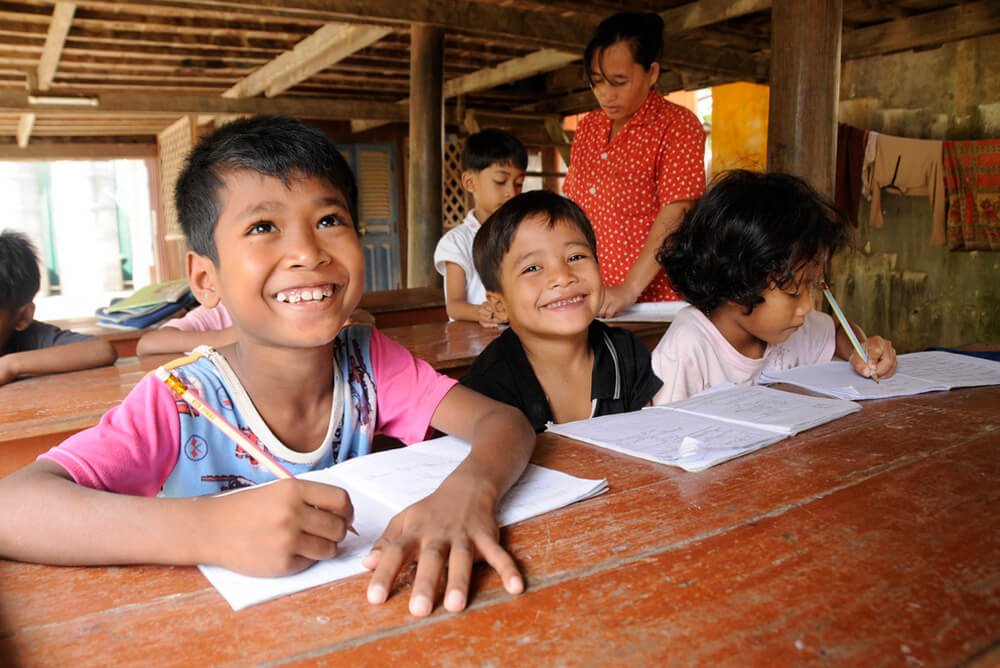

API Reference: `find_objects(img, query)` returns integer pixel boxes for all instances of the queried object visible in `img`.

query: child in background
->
[0,116,534,618]
[651,169,897,404]
[136,302,235,355]
[0,230,117,385]
[461,190,662,432]
[434,128,527,327]
[136,302,372,355]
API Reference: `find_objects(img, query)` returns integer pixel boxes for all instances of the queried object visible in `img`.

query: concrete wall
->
[833,34,1000,352]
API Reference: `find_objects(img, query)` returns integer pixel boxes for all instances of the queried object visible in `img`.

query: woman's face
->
[588,41,659,125]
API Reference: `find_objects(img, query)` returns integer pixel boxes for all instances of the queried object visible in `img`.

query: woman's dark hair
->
[462,128,528,172]
[583,11,664,82]
[657,170,851,315]
[474,190,598,293]
[175,115,358,263]
[0,230,41,312]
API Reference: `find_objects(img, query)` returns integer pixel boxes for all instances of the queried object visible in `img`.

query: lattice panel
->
[442,134,467,232]
[157,117,193,241]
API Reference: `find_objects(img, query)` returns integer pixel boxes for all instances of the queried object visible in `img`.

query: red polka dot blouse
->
[564,90,706,302]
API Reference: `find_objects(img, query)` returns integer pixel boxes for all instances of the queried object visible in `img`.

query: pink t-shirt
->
[161,304,232,331]
[651,306,836,404]
[41,328,458,496]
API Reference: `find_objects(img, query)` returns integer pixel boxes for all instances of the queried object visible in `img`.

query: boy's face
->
[717,262,822,349]
[487,216,604,341]
[462,163,526,221]
[188,170,364,349]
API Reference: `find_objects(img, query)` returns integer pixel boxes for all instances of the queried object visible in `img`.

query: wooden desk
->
[360,286,446,327]
[0,387,995,665]
[46,317,158,358]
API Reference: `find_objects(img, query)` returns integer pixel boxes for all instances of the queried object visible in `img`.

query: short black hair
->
[657,170,851,315]
[0,230,41,312]
[474,190,597,293]
[175,115,358,262]
[462,128,528,172]
[584,11,664,83]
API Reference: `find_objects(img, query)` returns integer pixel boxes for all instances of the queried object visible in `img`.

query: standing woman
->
[564,12,706,317]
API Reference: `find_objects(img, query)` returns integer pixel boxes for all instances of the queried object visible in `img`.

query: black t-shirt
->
[461,320,663,432]
[1,320,94,355]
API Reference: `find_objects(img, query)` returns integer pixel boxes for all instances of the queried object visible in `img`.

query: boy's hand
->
[362,473,523,617]
[202,479,354,576]
[476,302,501,328]
[850,335,897,380]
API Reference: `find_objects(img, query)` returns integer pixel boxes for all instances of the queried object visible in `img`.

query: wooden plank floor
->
[0,386,996,666]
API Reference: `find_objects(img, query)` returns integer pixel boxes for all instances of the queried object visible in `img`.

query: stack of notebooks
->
[97,278,196,329]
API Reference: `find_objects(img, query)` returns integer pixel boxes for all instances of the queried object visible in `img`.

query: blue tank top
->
[159,326,377,497]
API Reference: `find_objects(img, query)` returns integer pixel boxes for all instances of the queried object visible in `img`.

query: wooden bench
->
[0,386,995,664]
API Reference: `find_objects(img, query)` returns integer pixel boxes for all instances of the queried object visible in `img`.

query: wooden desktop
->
[0,386,995,665]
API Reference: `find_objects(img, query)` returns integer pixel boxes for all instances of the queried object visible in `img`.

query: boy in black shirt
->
[461,191,661,431]
[0,230,116,385]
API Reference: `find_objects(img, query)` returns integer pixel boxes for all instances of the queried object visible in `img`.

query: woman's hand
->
[599,284,639,319]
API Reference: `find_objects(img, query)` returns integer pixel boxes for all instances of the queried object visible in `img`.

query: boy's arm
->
[0,459,355,576]
[443,263,501,327]
[0,338,116,385]
[136,326,237,356]
[834,320,897,379]
[363,384,534,617]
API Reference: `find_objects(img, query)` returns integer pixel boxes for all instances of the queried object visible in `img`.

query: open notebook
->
[759,350,1000,400]
[546,385,859,472]
[199,436,607,610]
[601,301,688,323]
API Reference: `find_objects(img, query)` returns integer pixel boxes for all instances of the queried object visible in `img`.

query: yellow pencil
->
[820,282,879,383]
[154,366,359,534]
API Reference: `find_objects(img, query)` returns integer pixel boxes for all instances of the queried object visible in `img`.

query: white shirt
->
[433,210,487,314]
[651,305,837,404]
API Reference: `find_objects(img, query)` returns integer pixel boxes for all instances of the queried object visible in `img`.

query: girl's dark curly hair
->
[657,170,851,315]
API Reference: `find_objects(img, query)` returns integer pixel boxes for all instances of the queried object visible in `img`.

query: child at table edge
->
[460,190,663,431]
[0,230,117,386]
[0,116,535,619]
[433,128,527,327]
[650,169,897,404]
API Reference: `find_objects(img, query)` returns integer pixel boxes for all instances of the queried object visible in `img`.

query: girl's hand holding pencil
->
[848,335,898,381]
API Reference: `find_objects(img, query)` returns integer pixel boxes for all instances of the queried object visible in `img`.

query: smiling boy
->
[461,190,662,431]
[0,116,534,618]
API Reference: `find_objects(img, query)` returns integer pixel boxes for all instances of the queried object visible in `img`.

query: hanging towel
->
[861,130,879,201]
[835,123,868,226]
[869,134,946,245]
[943,139,1000,252]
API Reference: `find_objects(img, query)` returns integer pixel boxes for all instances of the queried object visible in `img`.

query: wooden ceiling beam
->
[661,0,771,31]
[16,112,34,147]
[843,1,1000,59]
[0,90,409,121]
[350,48,578,133]
[38,2,76,90]
[224,23,391,99]
[0,142,156,160]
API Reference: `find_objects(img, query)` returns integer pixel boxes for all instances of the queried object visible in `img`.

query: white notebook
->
[601,301,688,322]
[759,351,1000,400]
[546,385,859,472]
[199,436,607,610]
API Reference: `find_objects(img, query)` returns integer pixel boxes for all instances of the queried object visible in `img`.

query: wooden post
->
[542,146,561,193]
[406,24,444,288]
[767,0,843,197]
